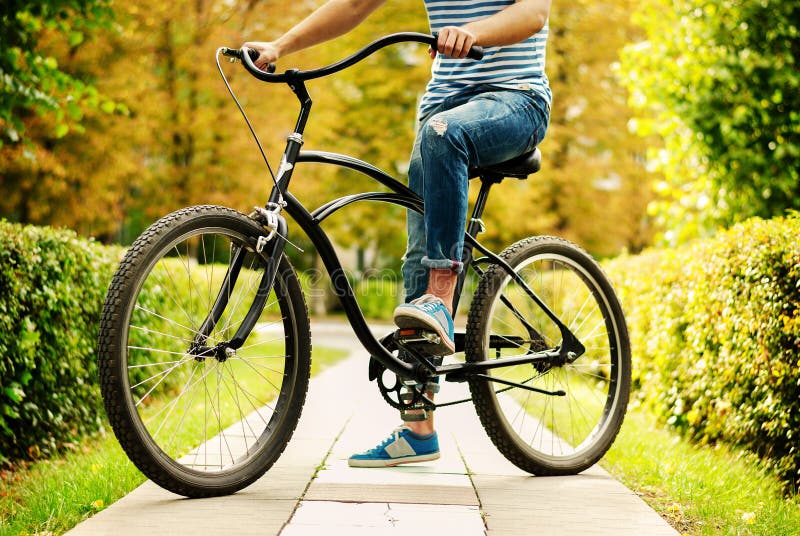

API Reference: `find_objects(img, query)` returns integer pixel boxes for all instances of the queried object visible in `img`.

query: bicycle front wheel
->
[98,205,311,497]
[465,236,630,475]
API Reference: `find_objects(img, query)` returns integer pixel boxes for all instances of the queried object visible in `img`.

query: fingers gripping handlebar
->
[220,47,277,73]
[221,32,484,82]
[429,31,485,61]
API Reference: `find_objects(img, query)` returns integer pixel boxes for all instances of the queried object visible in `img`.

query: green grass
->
[603,405,800,535]
[0,345,347,536]
[0,432,142,536]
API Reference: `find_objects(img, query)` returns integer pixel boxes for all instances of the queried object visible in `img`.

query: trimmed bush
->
[354,274,400,320]
[604,214,800,487]
[0,221,291,463]
[0,222,121,461]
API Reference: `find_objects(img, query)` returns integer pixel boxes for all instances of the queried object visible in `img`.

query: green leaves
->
[1,1,115,144]
[4,383,26,405]
[68,30,84,47]
[605,214,800,490]
[0,222,113,461]
[619,0,800,245]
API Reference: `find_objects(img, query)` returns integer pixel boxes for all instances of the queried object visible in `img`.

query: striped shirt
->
[419,0,551,113]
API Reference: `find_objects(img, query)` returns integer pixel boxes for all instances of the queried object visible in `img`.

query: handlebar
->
[221,32,484,83]
[222,47,277,73]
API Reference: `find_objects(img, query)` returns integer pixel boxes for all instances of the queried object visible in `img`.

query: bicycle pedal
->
[398,394,434,422]
[395,328,441,346]
[400,408,429,421]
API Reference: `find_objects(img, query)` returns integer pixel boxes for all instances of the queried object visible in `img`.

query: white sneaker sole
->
[393,307,455,355]
[348,451,441,468]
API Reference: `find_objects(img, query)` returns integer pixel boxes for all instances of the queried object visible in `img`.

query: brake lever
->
[221,47,276,73]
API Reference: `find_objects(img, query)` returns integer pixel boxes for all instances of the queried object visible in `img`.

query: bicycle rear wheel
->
[465,236,630,475]
[98,205,310,497]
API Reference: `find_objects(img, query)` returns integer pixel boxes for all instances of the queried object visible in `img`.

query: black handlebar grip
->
[244,48,276,73]
[467,46,484,61]
[221,47,276,73]
[429,32,484,61]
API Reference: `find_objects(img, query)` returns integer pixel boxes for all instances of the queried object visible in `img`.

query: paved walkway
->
[68,321,677,536]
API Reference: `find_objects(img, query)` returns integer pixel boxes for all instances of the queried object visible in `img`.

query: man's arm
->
[243,0,387,69]
[436,0,551,59]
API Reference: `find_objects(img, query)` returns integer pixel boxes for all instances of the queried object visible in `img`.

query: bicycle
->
[97,32,631,498]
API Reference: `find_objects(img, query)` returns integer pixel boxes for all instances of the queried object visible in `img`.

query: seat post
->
[467,175,498,236]
[452,176,497,313]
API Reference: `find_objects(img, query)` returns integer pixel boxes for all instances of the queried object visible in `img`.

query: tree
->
[619,0,800,244]
[0,0,308,241]
[305,2,432,268]
[482,0,654,258]
[0,0,113,143]
[1,0,655,262]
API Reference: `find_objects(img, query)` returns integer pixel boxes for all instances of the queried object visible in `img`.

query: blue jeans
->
[401,86,550,302]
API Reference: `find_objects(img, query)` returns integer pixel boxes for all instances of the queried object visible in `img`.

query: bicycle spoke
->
[470,239,628,471]
[149,362,201,441]
[133,355,194,401]
[128,346,194,359]
[128,358,189,369]
[236,355,285,392]
[130,323,198,346]
[224,372,276,426]
[231,357,285,375]
[156,250,201,332]
[220,361,258,455]
[134,304,198,337]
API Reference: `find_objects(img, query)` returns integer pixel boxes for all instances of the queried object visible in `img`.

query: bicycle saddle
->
[469,148,542,180]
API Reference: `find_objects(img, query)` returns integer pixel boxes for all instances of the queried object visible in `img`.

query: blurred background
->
[1,0,797,275]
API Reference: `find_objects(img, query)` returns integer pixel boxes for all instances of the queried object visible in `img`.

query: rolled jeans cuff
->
[421,256,464,274]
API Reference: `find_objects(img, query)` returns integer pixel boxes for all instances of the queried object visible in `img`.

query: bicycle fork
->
[189,205,288,360]
[189,79,310,360]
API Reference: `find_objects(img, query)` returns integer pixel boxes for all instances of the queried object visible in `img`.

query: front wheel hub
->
[189,343,234,362]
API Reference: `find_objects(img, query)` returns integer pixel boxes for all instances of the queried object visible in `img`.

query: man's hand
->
[242,41,280,71]
[431,26,477,59]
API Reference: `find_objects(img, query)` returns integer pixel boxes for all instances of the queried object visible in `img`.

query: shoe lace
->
[411,294,443,307]
[373,425,409,451]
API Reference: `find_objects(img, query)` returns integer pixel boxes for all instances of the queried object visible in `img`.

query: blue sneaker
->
[393,294,455,355]
[348,426,440,468]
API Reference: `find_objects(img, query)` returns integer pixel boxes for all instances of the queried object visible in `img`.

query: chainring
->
[375,362,423,410]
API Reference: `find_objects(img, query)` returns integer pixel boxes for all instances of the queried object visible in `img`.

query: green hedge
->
[0,221,291,463]
[0,222,120,461]
[604,214,800,487]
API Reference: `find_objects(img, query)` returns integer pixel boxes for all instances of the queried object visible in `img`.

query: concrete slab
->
[431,378,677,535]
[282,501,485,535]
[65,479,297,535]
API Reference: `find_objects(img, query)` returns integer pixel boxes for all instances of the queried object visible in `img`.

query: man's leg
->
[396,89,549,435]
[418,89,548,277]
[397,123,444,436]
[400,132,429,303]
[350,90,549,467]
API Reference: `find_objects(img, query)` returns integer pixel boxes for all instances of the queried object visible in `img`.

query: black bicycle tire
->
[98,205,311,497]
[465,236,631,475]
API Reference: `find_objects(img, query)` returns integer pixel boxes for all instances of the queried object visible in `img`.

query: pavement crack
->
[455,437,488,535]
[279,413,354,534]
[384,503,400,526]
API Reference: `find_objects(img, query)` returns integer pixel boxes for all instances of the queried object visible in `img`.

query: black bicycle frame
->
[215,33,585,384]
